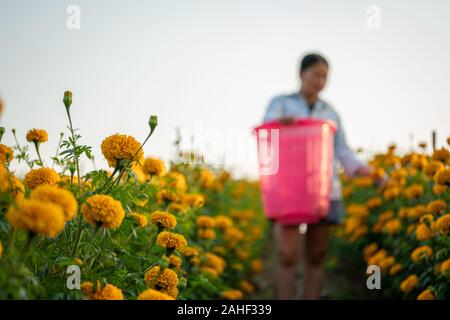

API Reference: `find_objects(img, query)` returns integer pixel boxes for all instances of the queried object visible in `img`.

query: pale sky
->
[1,0,449,178]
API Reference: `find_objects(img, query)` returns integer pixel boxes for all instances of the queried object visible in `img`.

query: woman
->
[263,53,376,300]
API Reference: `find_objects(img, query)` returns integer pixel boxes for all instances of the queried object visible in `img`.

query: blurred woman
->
[263,53,376,299]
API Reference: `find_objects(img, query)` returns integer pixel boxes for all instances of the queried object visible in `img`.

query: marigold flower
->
[167,202,189,214]
[431,148,450,164]
[366,197,382,209]
[0,241,3,259]
[411,245,433,262]
[151,211,177,229]
[432,183,447,195]
[0,144,14,163]
[26,129,48,143]
[415,223,433,241]
[196,215,216,228]
[144,266,179,289]
[379,256,395,273]
[417,289,435,300]
[81,281,124,300]
[363,243,378,261]
[440,258,450,273]
[142,157,166,176]
[346,204,369,219]
[400,275,419,293]
[156,189,180,204]
[215,215,233,229]
[129,212,148,227]
[168,255,182,268]
[383,186,401,200]
[24,167,60,189]
[180,246,200,257]
[166,171,188,193]
[436,214,450,235]
[201,266,220,276]
[203,252,226,274]
[367,249,388,266]
[181,193,205,208]
[156,231,187,250]
[424,160,445,178]
[137,289,174,300]
[239,280,255,294]
[427,200,447,215]
[389,263,402,275]
[6,199,65,237]
[251,259,263,273]
[198,168,214,189]
[100,134,142,168]
[434,168,450,186]
[30,185,77,221]
[383,219,402,235]
[198,228,216,240]
[10,176,25,201]
[221,289,243,300]
[403,184,424,199]
[81,194,125,228]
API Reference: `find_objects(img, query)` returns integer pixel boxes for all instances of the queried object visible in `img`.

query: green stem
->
[64,106,82,192]
[33,141,44,167]
[12,130,33,169]
[52,133,64,169]
[71,212,84,257]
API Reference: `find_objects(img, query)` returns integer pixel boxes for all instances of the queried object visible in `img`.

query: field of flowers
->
[0,92,267,300]
[332,142,450,300]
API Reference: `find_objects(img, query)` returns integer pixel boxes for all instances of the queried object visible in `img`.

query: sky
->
[1,0,449,178]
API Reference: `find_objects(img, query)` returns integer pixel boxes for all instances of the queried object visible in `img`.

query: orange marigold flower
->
[0,144,14,164]
[156,231,187,250]
[26,129,48,143]
[100,134,142,168]
[411,245,433,263]
[151,211,177,229]
[24,167,60,189]
[81,281,124,300]
[30,185,77,221]
[81,194,125,228]
[417,289,435,300]
[144,266,179,289]
[196,215,216,228]
[400,275,419,293]
[142,157,166,176]
[427,200,447,215]
[436,214,450,235]
[415,223,433,241]
[129,212,148,227]
[137,288,174,300]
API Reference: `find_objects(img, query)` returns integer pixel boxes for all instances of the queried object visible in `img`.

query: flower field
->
[0,92,267,300]
[331,143,450,300]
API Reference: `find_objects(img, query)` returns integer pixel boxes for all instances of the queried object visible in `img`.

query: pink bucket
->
[254,118,337,225]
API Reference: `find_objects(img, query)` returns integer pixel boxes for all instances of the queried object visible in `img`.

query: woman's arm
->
[263,96,295,124]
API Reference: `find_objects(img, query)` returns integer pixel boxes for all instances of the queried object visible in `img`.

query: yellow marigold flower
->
[378,210,394,224]
[400,275,419,293]
[156,231,187,250]
[168,255,182,268]
[74,258,83,266]
[417,289,435,300]
[440,258,450,273]
[129,212,148,227]
[156,189,180,204]
[181,193,205,208]
[166,171,187,193]
[212,246,226,255]
[6,199,65,237]
[389,263,402,275]
[198,228,216,240]
[142,157,166,176]
[221,289,243,300]
[383,219,402,235]
[151,211,176,229]
[251,259,263,273]
[419,214,433,224]
[415,223,433,241]
[215,215,233,229]
[167,202,189,214]
[346,204,369,219]
[196,215,216,228]
[367,197,382,209]
[81,194,125,228]
[424,160,445,178]
[240,280,255,294]
[10,176,25,201]
[224,227,244,244]
[434,168,450,186]
[0,144,14,163]
[235,249,250,260]
[204,252,226,274]
[144,266,179,289]
[24,167,60,189]
[161,286,179,298]
[137,288,174,300]
[410,205,427,218]
[81,281,124,300]
[100,134,142,168]
[432,183,447,195]
[431,148,450,164]
[0,241,3,259]
[411,245,433,262]
[232,263,244,270]
[353,176,373,188]
[199,168,214,189]
[379,256,395,273]
[26,129,48,143]
[218,170,231,183]
[363,243,378,261]
[427,200,447,215]
[180,246,200,257]
[383,186,401,200]
[436,214,450,235]
[30,185,77,221]
[367,249,388,266]
[0,165,10,192]
[403,184,424,199]
[201,266,220,276]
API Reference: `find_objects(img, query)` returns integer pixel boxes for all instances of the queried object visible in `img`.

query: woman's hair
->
[299,53,329,72]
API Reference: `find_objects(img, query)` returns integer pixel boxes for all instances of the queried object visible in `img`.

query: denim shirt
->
[263,92,364,200]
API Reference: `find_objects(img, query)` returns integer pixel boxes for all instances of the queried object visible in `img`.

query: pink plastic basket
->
[254,118,337,224]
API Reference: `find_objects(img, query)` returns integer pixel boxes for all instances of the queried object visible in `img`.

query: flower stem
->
[71,212,84,257]
[33,141,44,167]
[12,129,33,169]
[64,106,82,192]
[52,133,64,169]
